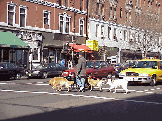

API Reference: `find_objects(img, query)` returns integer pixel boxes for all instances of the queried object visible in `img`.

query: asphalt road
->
[0,77,162,121]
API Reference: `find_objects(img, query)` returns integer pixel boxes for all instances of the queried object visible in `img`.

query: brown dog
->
[88,77,104,91]
[49,77,74,92]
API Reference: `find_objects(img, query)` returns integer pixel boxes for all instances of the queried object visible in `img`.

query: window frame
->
[43,10,51,29]
[7,3,16,26]
[79,18,84,36]
[19,5,27,27]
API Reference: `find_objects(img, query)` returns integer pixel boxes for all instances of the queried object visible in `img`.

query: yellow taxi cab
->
[119,59,162,86]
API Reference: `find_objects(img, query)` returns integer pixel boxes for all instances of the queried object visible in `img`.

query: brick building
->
[87,0,162,63]
[0,0,88,68]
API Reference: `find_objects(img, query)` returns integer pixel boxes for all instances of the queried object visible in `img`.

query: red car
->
[62,60,115,81]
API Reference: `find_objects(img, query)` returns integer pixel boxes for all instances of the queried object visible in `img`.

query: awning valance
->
[0,32,30,49]
[69,43,92,53]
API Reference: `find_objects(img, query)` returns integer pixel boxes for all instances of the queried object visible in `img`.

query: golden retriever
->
[49,77,74,92]
[88,77,104,91]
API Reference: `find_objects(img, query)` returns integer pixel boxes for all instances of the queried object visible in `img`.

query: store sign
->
[86,40,98,51]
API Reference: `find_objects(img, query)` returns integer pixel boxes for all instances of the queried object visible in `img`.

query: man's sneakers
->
[79,87,85,92]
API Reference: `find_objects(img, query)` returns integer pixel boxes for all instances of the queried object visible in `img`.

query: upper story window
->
[7,3,16,26]
[65,0,67,7]
[59,13,71,34]
[79,18,84,36]
[80,0,83,11]
[120,7,122,18]
[19,6,27,27]
[96,3,99,15]
[109,7,112,18]
[101,4,104,15]
[65,17,70,33]
[43,10,50,29]
[59,0,62,6]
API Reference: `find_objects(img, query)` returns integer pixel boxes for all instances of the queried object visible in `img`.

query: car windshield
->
[132,61,157,68]
[86,61,95,68]
[36,64,48,69]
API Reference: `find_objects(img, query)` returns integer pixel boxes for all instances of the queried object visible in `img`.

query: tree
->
[128,2,161,59]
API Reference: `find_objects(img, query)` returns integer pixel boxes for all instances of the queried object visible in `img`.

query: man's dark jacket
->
[76,56,86,77]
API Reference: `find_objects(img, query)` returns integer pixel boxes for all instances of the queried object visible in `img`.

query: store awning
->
[0,32,30,49]
[69,43,92,53]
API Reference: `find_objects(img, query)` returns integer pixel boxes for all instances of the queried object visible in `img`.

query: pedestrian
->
[75,51,86,92]
[60,59,65,67]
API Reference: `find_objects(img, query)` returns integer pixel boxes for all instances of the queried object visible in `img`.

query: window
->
[101,4,104,15]
[59,0,61,6]
[43,10,50,29]
[65,17,70,33]
[19,6,27,27]
[114,28,116,39]
[113,7,116,18]
[59,13,71,33]
[33,48,38,60]
[96,3,99,15]
[7,4,16,26]
[59,15,63,33]
[109,7,112,18]
[108,27,111,39]
[138,0,140,7]
[65,0,67,7]
[101,25,104,36]
[135,0,137,6]
[120,7,122,18]
[79,19,84,35]
[80,0,82,11]
[124,30,126,41]
[96,24,99,37]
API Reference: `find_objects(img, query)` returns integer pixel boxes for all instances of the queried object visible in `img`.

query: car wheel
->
[15,73,21,80]
[42,72,48,79]
[107,73,112,79]
[150,75,157,86]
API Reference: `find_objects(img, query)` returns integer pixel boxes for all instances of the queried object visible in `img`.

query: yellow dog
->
[88,77,104,91]
[49,77,74,92]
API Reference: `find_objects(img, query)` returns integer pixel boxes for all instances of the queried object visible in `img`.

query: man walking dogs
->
[76,51,86,92]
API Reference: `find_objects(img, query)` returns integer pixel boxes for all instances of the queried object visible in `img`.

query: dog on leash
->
[107,78,128,94]
[49,77,74,92]
[88,77,105,91]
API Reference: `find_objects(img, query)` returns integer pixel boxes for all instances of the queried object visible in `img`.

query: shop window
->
[101,25,104,36]
[8,4,16,26]
[33,48,38,60]
[108,27,111,39]
[19,6,27,27]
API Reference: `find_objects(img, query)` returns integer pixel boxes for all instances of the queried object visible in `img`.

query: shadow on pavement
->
[2,93,162,121]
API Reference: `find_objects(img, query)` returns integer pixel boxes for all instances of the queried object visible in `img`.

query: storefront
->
[0,32,30,68]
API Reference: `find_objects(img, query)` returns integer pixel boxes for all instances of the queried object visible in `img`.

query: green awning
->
[0,32,30,49]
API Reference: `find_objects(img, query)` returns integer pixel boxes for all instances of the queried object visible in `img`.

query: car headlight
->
[139,74,151,77]
[33,70,40,74]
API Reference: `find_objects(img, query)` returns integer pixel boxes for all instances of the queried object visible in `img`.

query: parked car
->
[119,59,162,86]
[0,62,27,80]
[62,60,115,82]
[28,63,68,79]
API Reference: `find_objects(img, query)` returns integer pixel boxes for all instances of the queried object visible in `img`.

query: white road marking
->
[136,91,144,92]
[0,89,162,105]
[0,83,7,84]
[145,92,153,93]
[144,90,148,91]
[151,89,155,90]
[156,88,160,89]
[34,84,49,85]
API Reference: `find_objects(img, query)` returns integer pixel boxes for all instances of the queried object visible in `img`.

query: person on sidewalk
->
[75,51,86,92]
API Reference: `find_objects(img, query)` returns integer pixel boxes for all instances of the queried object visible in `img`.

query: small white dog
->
[107,78,128,94]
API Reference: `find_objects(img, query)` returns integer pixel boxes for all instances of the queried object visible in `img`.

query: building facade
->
[87,0,162,63]
[0,0,88,68]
